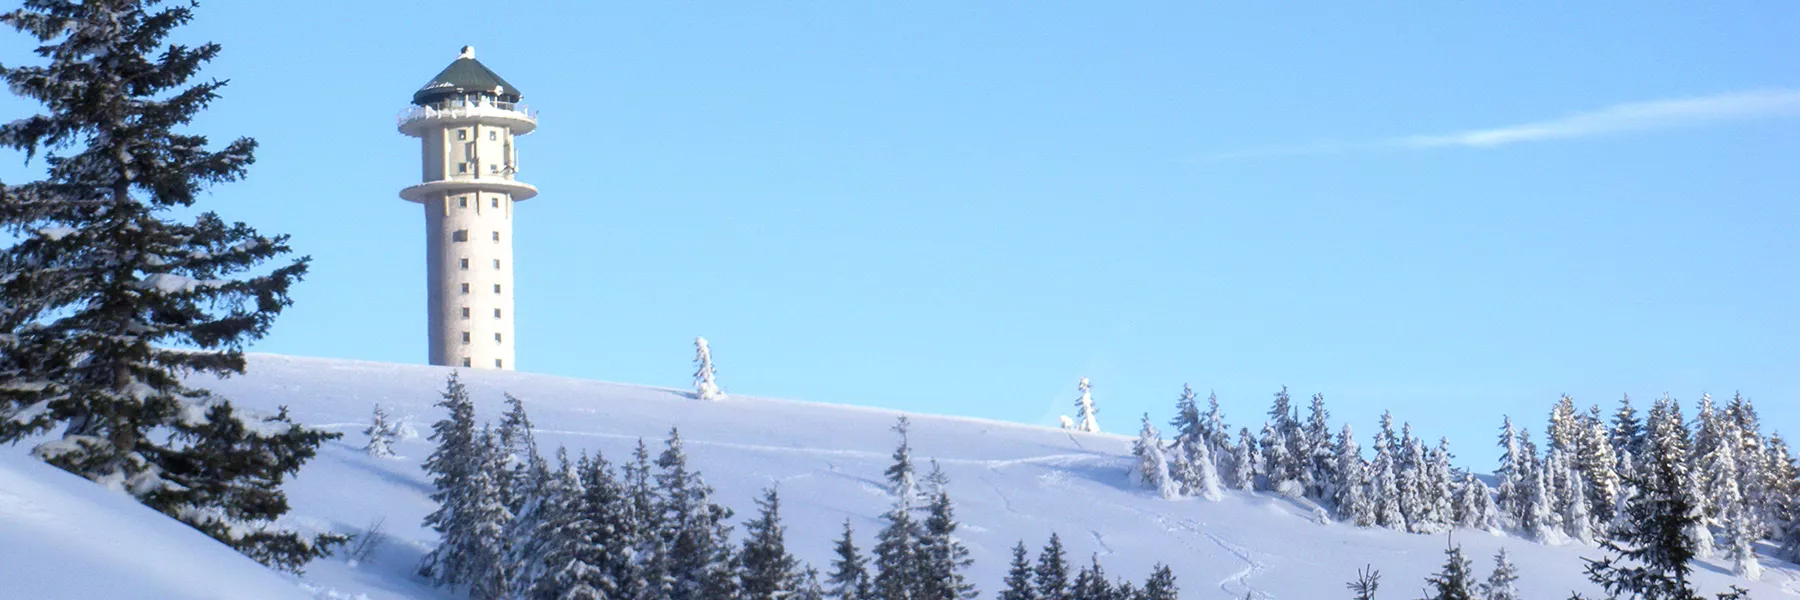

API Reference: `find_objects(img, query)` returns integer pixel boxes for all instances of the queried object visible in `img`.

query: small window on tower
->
[460,283,470,294]
[494,308,502,318]
[457,129,467,140]
[494,332,503,342]
[489,131,498,141]
[492,231,500,242]
[459,258,469,269]
[458,197,468,208]
[493,259,501,269]
[461,307,470,319]
[452,229,468,242]
[461,331,470,344]
[462,357,471,367]
[494,284,502,294]
[491,198,499,208]
[490,164,499,174]
[495,359,503,368]
[457,163,468,174]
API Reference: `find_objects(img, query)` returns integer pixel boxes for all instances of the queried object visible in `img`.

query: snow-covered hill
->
[6,354,1797,599]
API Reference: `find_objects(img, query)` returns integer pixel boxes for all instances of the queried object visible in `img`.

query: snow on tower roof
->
[412,46,523,105]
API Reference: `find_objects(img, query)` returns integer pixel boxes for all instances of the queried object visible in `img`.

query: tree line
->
[417,374,1185,600]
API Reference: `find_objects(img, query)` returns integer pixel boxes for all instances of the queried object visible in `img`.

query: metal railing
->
[397,99,538,126]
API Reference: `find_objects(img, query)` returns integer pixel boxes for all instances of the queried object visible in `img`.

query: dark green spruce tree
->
[740,486,804,600]
[827,519,871,600]
[1419,544,1477,600]
[1034,533,1071,600]
[0,0,335,572]
[1140,564,1178,600]
[998,542,1038,600]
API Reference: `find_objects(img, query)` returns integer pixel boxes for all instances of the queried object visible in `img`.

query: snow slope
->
[7,353,1798,599]
[0,449,312,600]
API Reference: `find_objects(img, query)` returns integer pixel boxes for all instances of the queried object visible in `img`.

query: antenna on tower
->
[459,45,475,59]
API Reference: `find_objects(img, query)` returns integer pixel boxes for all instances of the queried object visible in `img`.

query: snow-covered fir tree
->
[999,542,1036,600]
[874,417,926,600]
[0,0,340,571]
[1578,405,1623,529]
[421,373,483,586]
[1397,423,1436,532]
[656,427,739,600]
[1420,544,1479,600]
[1454,472,1501,532]
[1645,396,1715,560]
[1305,393,1338,502]
[530,450,633,600]
[1166,385,1205,494]
[1724,393,1771,535]
[1202,392,1232,463]
[1371,413,1406,530]
[1072,377,1100,433]
[1522,450,1558,543]
[506,447,581,600]
[1423,437,1457,533]
[1480,548,1520,600]
[1575,396,1754,600]
[1725,503,1762,581]
[1133,413,1182,500]
[918,469,977,600]
[1070,553,1112,600]
[1034,533,1071,600]
[1494,416,1527,529]
[366,404,399,458]
[1231,426,1259,491]
[438,426,515,599]
[497,393,547,515]
[1612,395,1646,486]
[1142,564,1179,600]
[1334,423,1375,526]
[693,336,724,401]
[827,519,872,600]
[742,486,806,600]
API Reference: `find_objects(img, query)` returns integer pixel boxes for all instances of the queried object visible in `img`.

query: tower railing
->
[397,99,538,127]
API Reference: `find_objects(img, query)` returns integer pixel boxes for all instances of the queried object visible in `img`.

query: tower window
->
[459,258,469,269]
[490,164,499,174]
[495,359,503,368]
[461,331,470,344]
[489,131,498,141]
[494,284,502,293]
[461,307,470,319]
[494,332,503,342]
[460,283,470,294]
[462,357,471,367]
[492,231,500,242]
[456,129,467,140]
[452,229,468,242]
[493,259,501,269]
[491,198,499,208]
[494,308,502,318]
[457,163,468,174]
[458,197,468,208]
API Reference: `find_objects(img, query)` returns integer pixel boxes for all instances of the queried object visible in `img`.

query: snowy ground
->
[5,353,1798,599]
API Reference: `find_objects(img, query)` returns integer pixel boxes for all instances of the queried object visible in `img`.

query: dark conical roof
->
[412,46,522,105]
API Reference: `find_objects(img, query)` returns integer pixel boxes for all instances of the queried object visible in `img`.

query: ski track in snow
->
[1091,530,1114,557]
[1782,569,1800,596]
[1205,531,1271,600]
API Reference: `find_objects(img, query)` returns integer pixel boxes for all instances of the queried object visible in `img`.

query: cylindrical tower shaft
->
[398,46,537,370]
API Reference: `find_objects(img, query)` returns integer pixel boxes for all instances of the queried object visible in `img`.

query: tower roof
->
[412,46,523,105]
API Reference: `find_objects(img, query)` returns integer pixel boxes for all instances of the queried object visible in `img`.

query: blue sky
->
[2,2,1797,468]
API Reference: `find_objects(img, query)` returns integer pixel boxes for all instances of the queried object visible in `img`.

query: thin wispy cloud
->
[1201,89,1800,160]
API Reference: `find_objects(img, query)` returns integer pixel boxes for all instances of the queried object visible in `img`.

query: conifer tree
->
[1034,534,1071,600]
[1480,548,1520,600]
[693,336,724,401]
[1073,377,1100,433]
[1523,451,1558,543]
[421,373,482,586]
[1306,393,1338,502]
[918,476,976,600]
[1574,397,1752,600]
[534,450,633,600]
[1371,414,1405,530]
[1000,542,1038,600]
[875,418,926,600]
[1071,554,1111,600]
[366,404,399,458]
[1725,504,1762,580]
[1347,566,1381,600]
[1421,544,1478,600]
[1202,391,1231,460]
[509,446,580,600]
[1169,384,1202,464]
[497,393,546,514]
[0,0,337,570]
[742,486,804,600]
[828,519,872,600]
[1578,406,1623,529]
[1334,423,1374,527]
[1141,564,1178,600]
[1231,426,1258,491]
[455,427,517,599]
[656,427,735,600]
[1133,413,1181,499]
[1454,472,1500,532]
[1613,395,1646,485]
